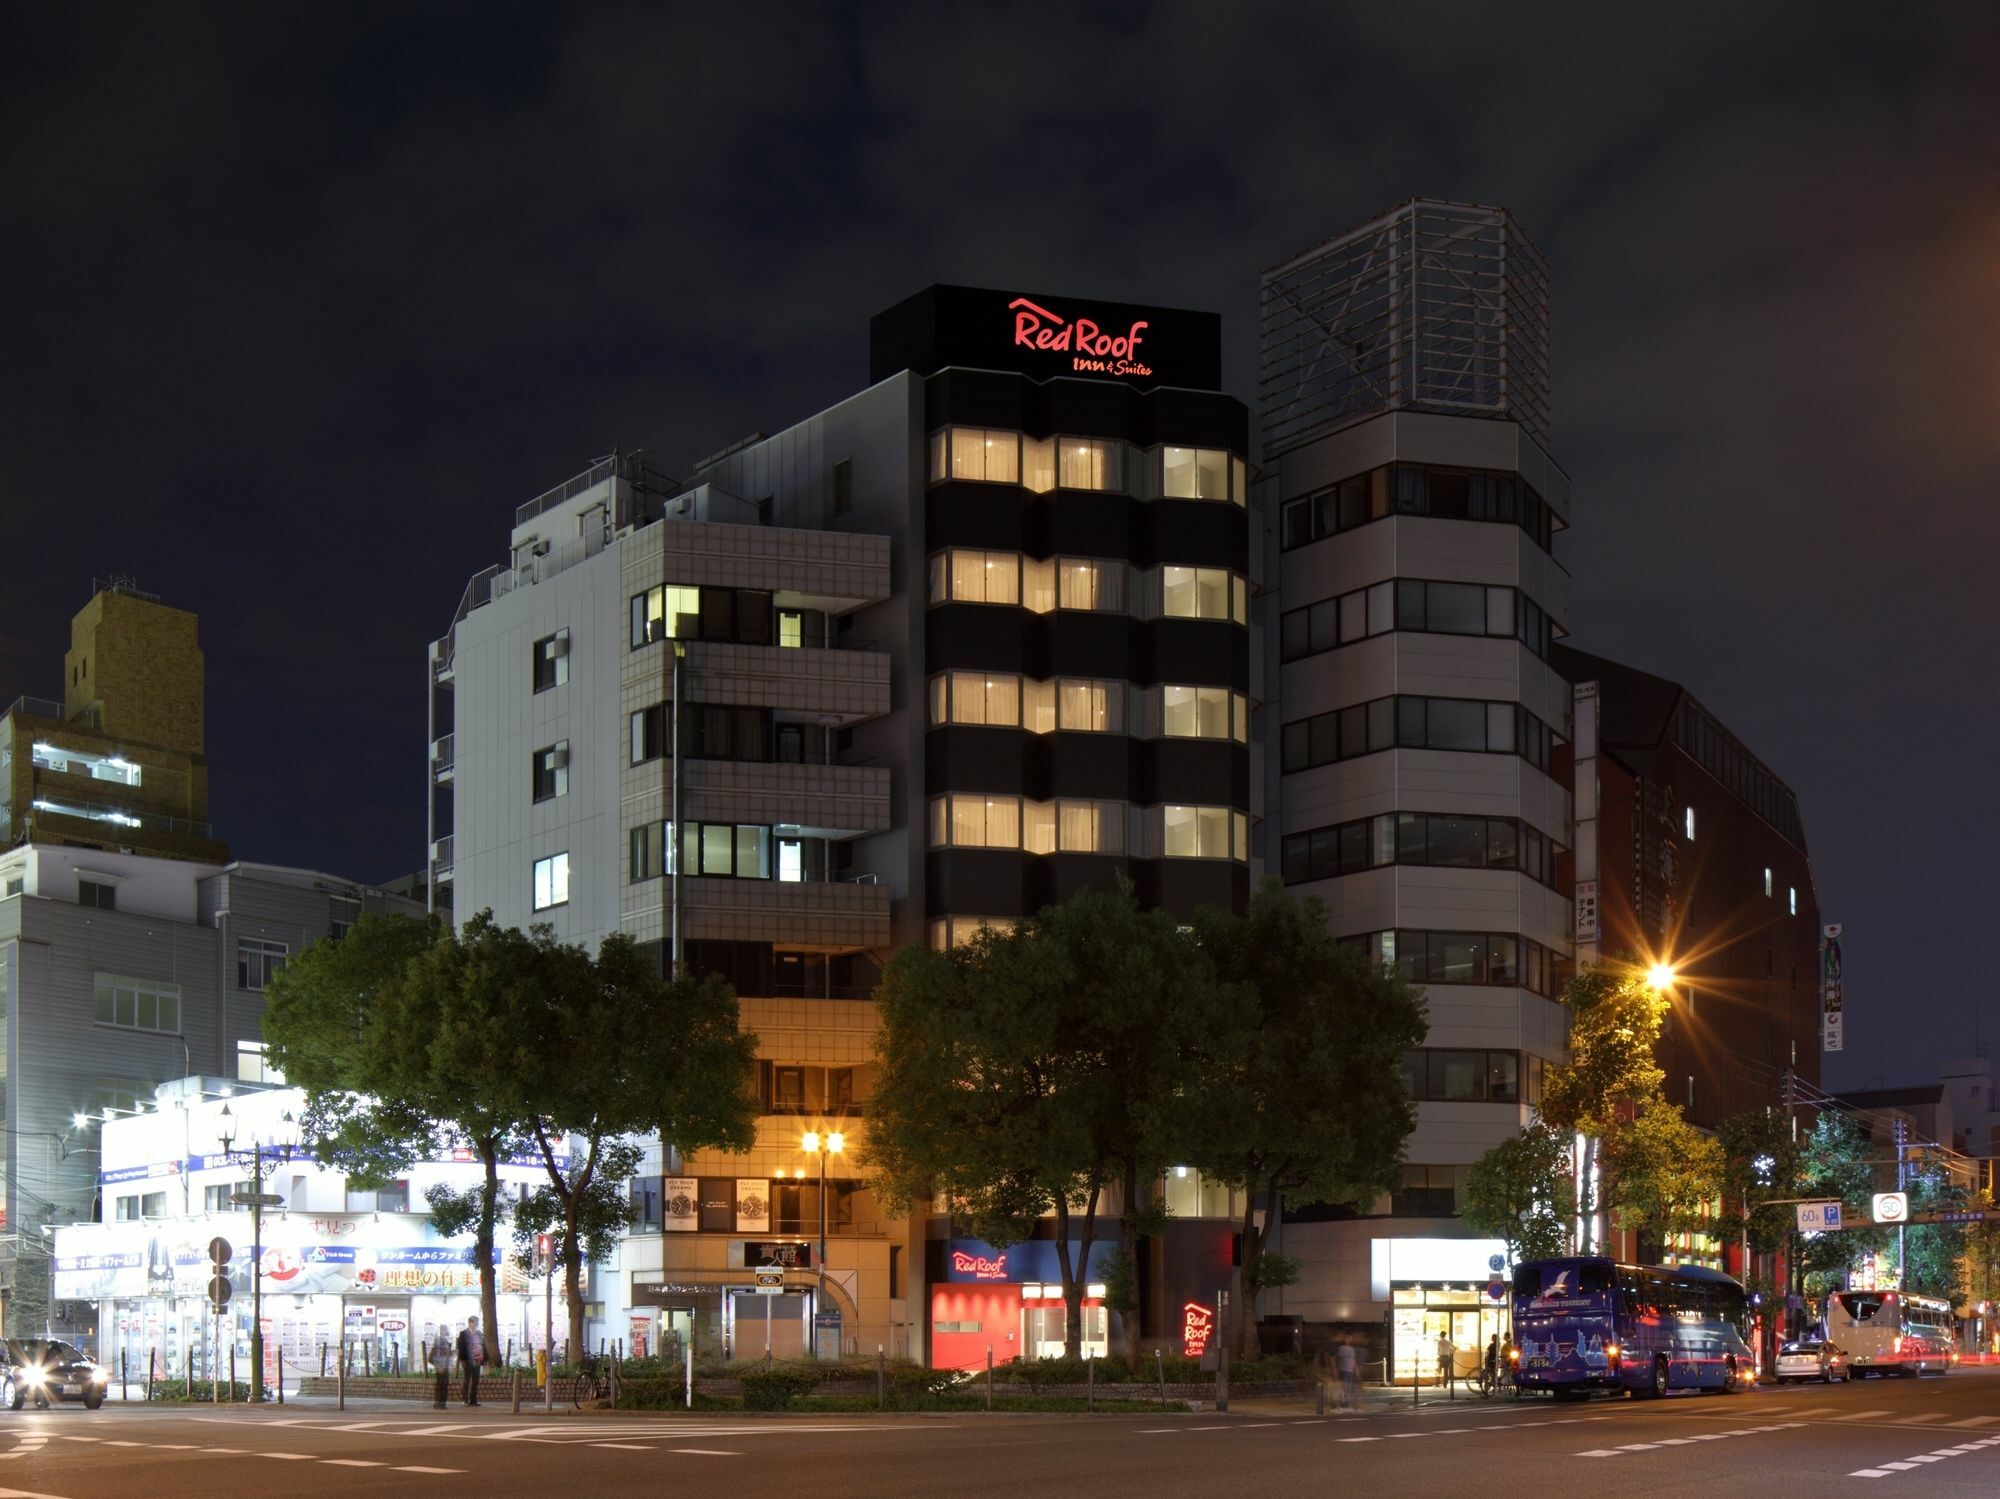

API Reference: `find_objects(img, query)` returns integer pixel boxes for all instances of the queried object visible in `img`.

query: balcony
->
[430,834,455,884]
[432,733,455,783]
[682,760,890,835]
[681,641,890,724]
[680,876,890,951]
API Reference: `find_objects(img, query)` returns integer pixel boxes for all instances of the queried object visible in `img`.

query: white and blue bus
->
[1512,1257,1756,1398]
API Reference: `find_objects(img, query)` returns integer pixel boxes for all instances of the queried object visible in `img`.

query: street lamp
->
[215,1104,299,1402]
[801,1130,844,1359]
[1645,963,1677,993]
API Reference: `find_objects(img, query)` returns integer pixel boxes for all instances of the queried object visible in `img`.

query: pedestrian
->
[427,1328,453,1410]
[1436,1330,1454,1388]
[455,1315,485,1407]
[1335,1338,1359,1411]
[1485,1333,1500,1388]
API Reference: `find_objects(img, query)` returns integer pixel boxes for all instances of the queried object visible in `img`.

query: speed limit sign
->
[1871,1191,1909,1224]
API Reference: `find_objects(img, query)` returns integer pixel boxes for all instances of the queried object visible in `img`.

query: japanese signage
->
[937,1237,1117,1285]
[1181,1301,1214,1359]
[869,284,1223,390]
[743,1240,813,1270]
[1821,923,1843,1053]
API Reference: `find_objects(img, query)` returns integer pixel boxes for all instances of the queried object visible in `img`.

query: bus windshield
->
[1833,1293,1887,1322]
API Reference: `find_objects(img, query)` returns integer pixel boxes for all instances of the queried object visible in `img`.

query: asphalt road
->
[1,1367,1995,1497]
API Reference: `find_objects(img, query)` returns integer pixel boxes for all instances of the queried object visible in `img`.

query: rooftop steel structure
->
[1259,198,1551,456]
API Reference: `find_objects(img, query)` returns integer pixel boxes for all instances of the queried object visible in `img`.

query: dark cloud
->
[3,1,1994,1088]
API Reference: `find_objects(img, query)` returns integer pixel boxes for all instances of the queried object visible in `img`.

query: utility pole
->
[1895,1117,1908,1289]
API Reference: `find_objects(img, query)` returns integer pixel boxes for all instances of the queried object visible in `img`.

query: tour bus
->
[1827,1289,1955,1376]
[1512,1257,1755,1398]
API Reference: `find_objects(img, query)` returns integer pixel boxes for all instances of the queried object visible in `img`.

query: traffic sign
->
[1488,1254,1506,1273]
[208,1274,232,1310]
[1795,1201,1843,1232]
[208,1236,233,1265]
[1871,1192,1909,1224]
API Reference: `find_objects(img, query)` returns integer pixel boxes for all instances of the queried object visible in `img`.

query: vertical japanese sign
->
[1820,923,1843,1052]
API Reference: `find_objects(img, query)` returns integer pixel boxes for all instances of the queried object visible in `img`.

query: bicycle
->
[571,1354,607,1408]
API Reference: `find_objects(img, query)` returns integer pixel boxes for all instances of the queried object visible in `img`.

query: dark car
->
[1,1339,109,1410]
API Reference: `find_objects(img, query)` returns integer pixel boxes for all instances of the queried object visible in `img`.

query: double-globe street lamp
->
[801,1130,843,1358]
[215,1104,299,1402]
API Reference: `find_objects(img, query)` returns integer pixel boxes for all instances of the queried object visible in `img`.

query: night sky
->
[5,4,1996,1091]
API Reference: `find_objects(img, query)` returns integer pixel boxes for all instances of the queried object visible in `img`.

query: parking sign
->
[1795,1201,1842,1232]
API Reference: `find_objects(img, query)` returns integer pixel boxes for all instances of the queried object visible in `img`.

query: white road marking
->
[1950,1415,2000,1427]
[320,1459,384,1467]
[258,1453,317,1460]
[1892,1412,1953,1424]
[667,1449,741,1457]
[394,1466,465,1474]
[0,1487,85,1499]
[590,1444,652,1451]
[1836,1409,1894,1420]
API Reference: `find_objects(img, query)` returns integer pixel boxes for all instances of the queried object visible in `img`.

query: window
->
[1763,867,1773,897]
[1349,930,1569,999]
[935,794,1022,850]
[630,1177,663,1232]
[1056,558,1123,611]
[1685,806,1696,841]
[630,705,668,764]
[1022,435,1055,493]
[1162,804,1242,860]
[532,742,569,802]
[532,630,570,691]
[830,458,853,515]
[1280,696,1558,774]
[778,611,803,649]
[94,973,182,1032]
[1281,463,1557,554]
[1161,685,1241,740]
[928,915,1014,950]
[1161,565,1243,623]
[1058,438,1122,491]
[931,548,1020,605]
[1400,1049,1526,1103]
[1391,1165,1462,1217]
[78,878,116,910]
[939,672,1022,727]
[205,1181,254,1213]
[1283,813,1563,891]
[644,822,775,880]
[344,1181,410,1212]
[532,852,570,911]
[236,939,288,992]
[138,1191,167,1219]
[1159,446,1243,504]
[630,585,701,647]
[1789,886,1798,915]
[1057,678,1121,733]
[629,823,664,883]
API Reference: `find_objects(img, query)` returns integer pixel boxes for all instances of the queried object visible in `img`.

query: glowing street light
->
[1646,963,1677,993]
[801,1130,845,1359]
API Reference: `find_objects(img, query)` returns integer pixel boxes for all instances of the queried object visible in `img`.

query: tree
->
[462,928,759,1360]
[1902,1150,1969,1301]
[1599,1101,1724,1254]
[1462,1122,1576,1264]
[1963,1190,2000,1323]
[867,885,1230,1358]
[1796,1111,1890,1291]
[1189,880,1426,1356]
[1538,969,1669,1249]
[265,912,531,1354]
[1717,1109,1803,1262]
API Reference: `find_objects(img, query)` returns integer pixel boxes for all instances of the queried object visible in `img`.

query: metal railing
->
[2,695,67,722]
[29,793,213,839]
[432,734,454,774]
[516,456,620,528]
[431,834,454,871]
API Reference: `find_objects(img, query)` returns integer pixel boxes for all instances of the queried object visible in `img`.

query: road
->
[0,1366,1995,1497]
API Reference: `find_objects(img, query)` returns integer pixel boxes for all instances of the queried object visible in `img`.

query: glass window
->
[532,629,569,691]
[778,611,804,649]
[1058,559,1117,610]
[630,824,661,883]
[1432,932,1487,983]
[1487,587,1514,637]
[1022,557,1056,613]
[1059,438,1121,491]
[1161,446,1233,501]
[946,671,1021,728]
[532,741,569,803]
[1022,678,1056,734]
[1162,804,1236,859]
[1427,699,1486,751]
[1022,799,1056,854]
[237,939,288,992]
[1057,679,1119,732]
[1022,436,1056,493]
[1162,685,1231,740]
[1427,582,1486,635]
[947,427,1020,483]
[531,852,569,910]
[630,704,667,764]
[1430,1051,1487,1101]
[1428,816,1486,867]
[94,973,181,1033]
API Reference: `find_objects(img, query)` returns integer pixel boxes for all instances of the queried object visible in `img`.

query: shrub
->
[739,1367,822,1410]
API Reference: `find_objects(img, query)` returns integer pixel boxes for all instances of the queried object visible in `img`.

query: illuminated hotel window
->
[1159,447,1245,506]
[1022,436,1056,493]
[1763,868,1773,897]
[1161,804,1246,861]
[929,427,1021,484]
[928,796,1126,853]
[1058,559,1122,611]
[927,548,1018,605]
[1058,438,1123,492]
[1057,679,1121,733]
[928,915,1014,950]
[1161,686,1244,741]
[1161,566,1245,624]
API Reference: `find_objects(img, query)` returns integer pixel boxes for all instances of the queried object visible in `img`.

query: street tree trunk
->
[1053,1185,1101,1361]
[476,1136,502,1364]
[1234,1186,1267,1361]
[1116,1159,1142,1357]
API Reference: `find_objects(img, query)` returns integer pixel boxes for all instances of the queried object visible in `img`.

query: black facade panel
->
[1044,494,1138,562]
[925,849,1047,918]
[1046,854,1145,905]
[1035,611,1134,681]
[875,285,1223,390]
[925,484,1033,553]
[1139,500,1252,574]
[925,605,1032,675]
[1138,860,1247,918]
[1041,734,1134,801]
[924,726,1033,797]
[1148,741,1249,807]
[1147,621,1250,693]
[921,369,1249,451]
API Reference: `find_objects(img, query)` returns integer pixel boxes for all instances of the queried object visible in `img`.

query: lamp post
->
[801,1130,843,1359]
[216,1104,298,1403]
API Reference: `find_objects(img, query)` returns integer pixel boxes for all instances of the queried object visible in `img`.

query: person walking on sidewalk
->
[1335,1339,1359,1410]
[428,1329,453,1410]
[455,1316,486,1406]
[1436,1331,1454,1388]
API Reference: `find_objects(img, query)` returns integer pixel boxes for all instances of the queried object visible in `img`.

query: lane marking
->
[1892,1412,1954,1424]
[1836,1409,1894,1421]
[395,1467,466,1475]
[321,1459,384,1467]
[1951,1416,2000,1427]
[259,1453,317,1460]
[1137,1429,1178,1434]
[668,1449,741,1457]
[591,1444,653,1451]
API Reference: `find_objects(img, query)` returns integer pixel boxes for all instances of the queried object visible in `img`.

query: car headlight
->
[89,1368,109,1384]
[21,1367,46,1386]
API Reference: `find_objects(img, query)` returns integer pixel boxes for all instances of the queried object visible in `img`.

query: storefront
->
[54,1213,531,1382]
[1371,1237,1511,1383]
[927,1238,1117,1370]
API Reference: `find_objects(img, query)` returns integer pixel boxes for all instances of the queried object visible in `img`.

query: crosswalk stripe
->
[1891,1412,1951,1424]
[1783,1406,1837,1417]
[1950,1416,2000,1428]
[1835,1409,1893,1421]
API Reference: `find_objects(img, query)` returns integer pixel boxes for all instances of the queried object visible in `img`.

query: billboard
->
[1821,922,1844,1053]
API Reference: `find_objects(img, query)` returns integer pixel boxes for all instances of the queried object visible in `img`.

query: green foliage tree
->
[1537,968,1669,1247]
[1901,1150,1970,1301]
[866,884,1230,1358]
[468,929,760,1359]
[1717,1109,1802,1259]
[1461,1122,1576,1264]
[1188,880,1426,1356]
[1796,1111,1890,1288]
[1962,1190,2000,1317]
[1599,1100,1725,1251]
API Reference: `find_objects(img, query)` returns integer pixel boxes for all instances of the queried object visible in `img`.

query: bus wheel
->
[1645,1357,1669,1399]
[1721,1357,1741,1394]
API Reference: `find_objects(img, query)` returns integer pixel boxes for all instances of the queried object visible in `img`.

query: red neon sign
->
[1009,297,1154,379]
[1181,1300,1214,1358]
[951,1250,1008,1279]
